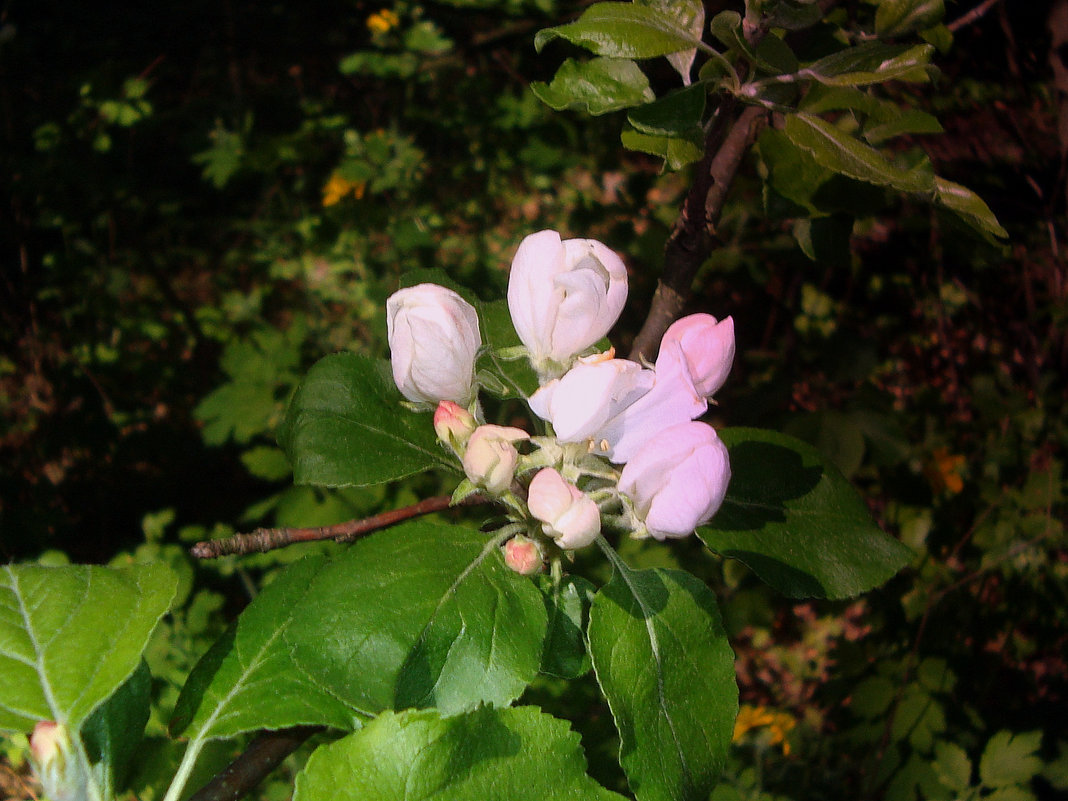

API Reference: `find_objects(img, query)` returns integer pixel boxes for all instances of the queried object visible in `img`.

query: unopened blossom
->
[656,314,735,398]
[527,468,601,550]
[507,230,627,376]
[29,721,86,801]
[386,284,481,405]
[502,535,543,575]
[433,401,477,457]
[462,424,529,495]
[617,422,730,540]
[529,357,705,464]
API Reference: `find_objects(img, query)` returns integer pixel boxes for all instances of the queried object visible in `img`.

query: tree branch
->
[629,104,767,361]
[190,493,488,559]
[186,726,323,801]
[948,0,1002,32]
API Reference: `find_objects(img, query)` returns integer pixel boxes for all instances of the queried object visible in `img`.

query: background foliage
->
[1,0,1065,799]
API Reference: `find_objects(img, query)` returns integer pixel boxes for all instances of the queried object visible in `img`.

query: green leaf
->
[863,108,944,145]
[980,730,1044,789]
[637,0,704,84]
[875,0,945,38]
[293,707,627,801]
[621,127,703,170]
[805,43,935,87]
[588,552,737,801]
[170,555,361,741]
[278,352,455,487]
[0,563,176,732]
[81,661,152,797]
[531,57,655,115]
[933,176,1008,243]
[627,83,706,139]
[762,0,824,30]
[783,112,936,194]
[932,740,973,794]
[539,574,594,679]
[286,521,547,716]
[476,299,539,399]
[535,3,701,59]
[698,428,913,598]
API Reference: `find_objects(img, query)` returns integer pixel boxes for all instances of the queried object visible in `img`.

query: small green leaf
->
[933,176,1008,243]
[278,352,455,487]
[293,707,627,801]
[980,730,1044,789]
[933,740,973,794]
[621,127,703,170]
[876,0,945,38]
[588,552,737,801]
[535,2,701,59]
[627,83,706,139]
[532,57,654,115]
[863,109,944,145]
[0,563,176,732]
[539,575,595,679]
[783,112,936,194]
[699,428,913,598]
[805,43,935,87]
[850,675,896,719]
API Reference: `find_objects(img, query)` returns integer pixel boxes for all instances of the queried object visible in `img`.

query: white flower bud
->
[507,230,627,377]
[462,424,529,495]
[527,468,601,550]
[617,422,731,540]
[656,314,735,398]
[386,284,481,405]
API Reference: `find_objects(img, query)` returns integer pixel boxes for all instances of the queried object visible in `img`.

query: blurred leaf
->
[532,57,655,115]
[0,563,176,732]
[876,0,945,38]
[278,353,456,487]
[535,3,701,59]
[783,113,936,194]
[293,707,627,801]
[588,556,736,801]
[762,0,825,30]
[980,730,1044,788]
[699,428,913,598]
[933,740,972,794]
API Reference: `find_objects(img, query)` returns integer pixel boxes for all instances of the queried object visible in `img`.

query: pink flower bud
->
[386,284,482,405]
[656,314,735,398]
[502,535,544,574]
[507,230,628,376]
[462,424,529,495]
[618,422,731,540]
[30,721,65,765]
[527,468,601,550]
[29,721,87,801]
[433,401,477,454]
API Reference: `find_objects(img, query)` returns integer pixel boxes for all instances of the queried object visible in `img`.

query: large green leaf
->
[293,707,627,801]
[804,43,935,87]
[173,522,546,742]
[638,0,704,84]
[783,112,936,194]
[627,83,706,140]
[531,57,655,115]
[170,555,361,742]
[588,552,737,801]
[699,428,913,598]
[535,3,701,59]
[0,563,176,732]
[285,521,547,716]
[278,352,455,487]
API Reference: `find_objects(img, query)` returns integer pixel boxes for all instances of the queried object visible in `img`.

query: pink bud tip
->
[503,536,543,575]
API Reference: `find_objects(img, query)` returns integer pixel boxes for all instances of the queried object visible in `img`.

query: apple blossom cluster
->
[386,229,734,572]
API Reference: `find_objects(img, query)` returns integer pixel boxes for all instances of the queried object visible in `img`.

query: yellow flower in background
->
[925,447,966,495]
[366,9,400,34]
[322,173,366,207]
[733,704,796,755]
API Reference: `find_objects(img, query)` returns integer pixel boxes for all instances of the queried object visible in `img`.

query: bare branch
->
[948,0,1002,32]
[190,493,488,559]
[186,726,322,801]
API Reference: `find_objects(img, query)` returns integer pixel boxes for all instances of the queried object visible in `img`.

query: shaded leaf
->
[278,352,456,487]
[980,730,1044,789]
[588,555,736,801]
[532,57,655,115]
[539,574,594,679]
[0,563,176,732]
[621,127,703,170]
[82,661,152,798]
[805,43,935,87]
[933,176,1008,243]
[293,707,627,801]
[876,0,945,38]
[699,428,913,598]
[627,83,706,139]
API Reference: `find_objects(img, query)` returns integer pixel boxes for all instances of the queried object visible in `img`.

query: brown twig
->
[186,726,323,801]
[190,493,488,559]
[629,104,768,361]
[947,0,1002,32]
